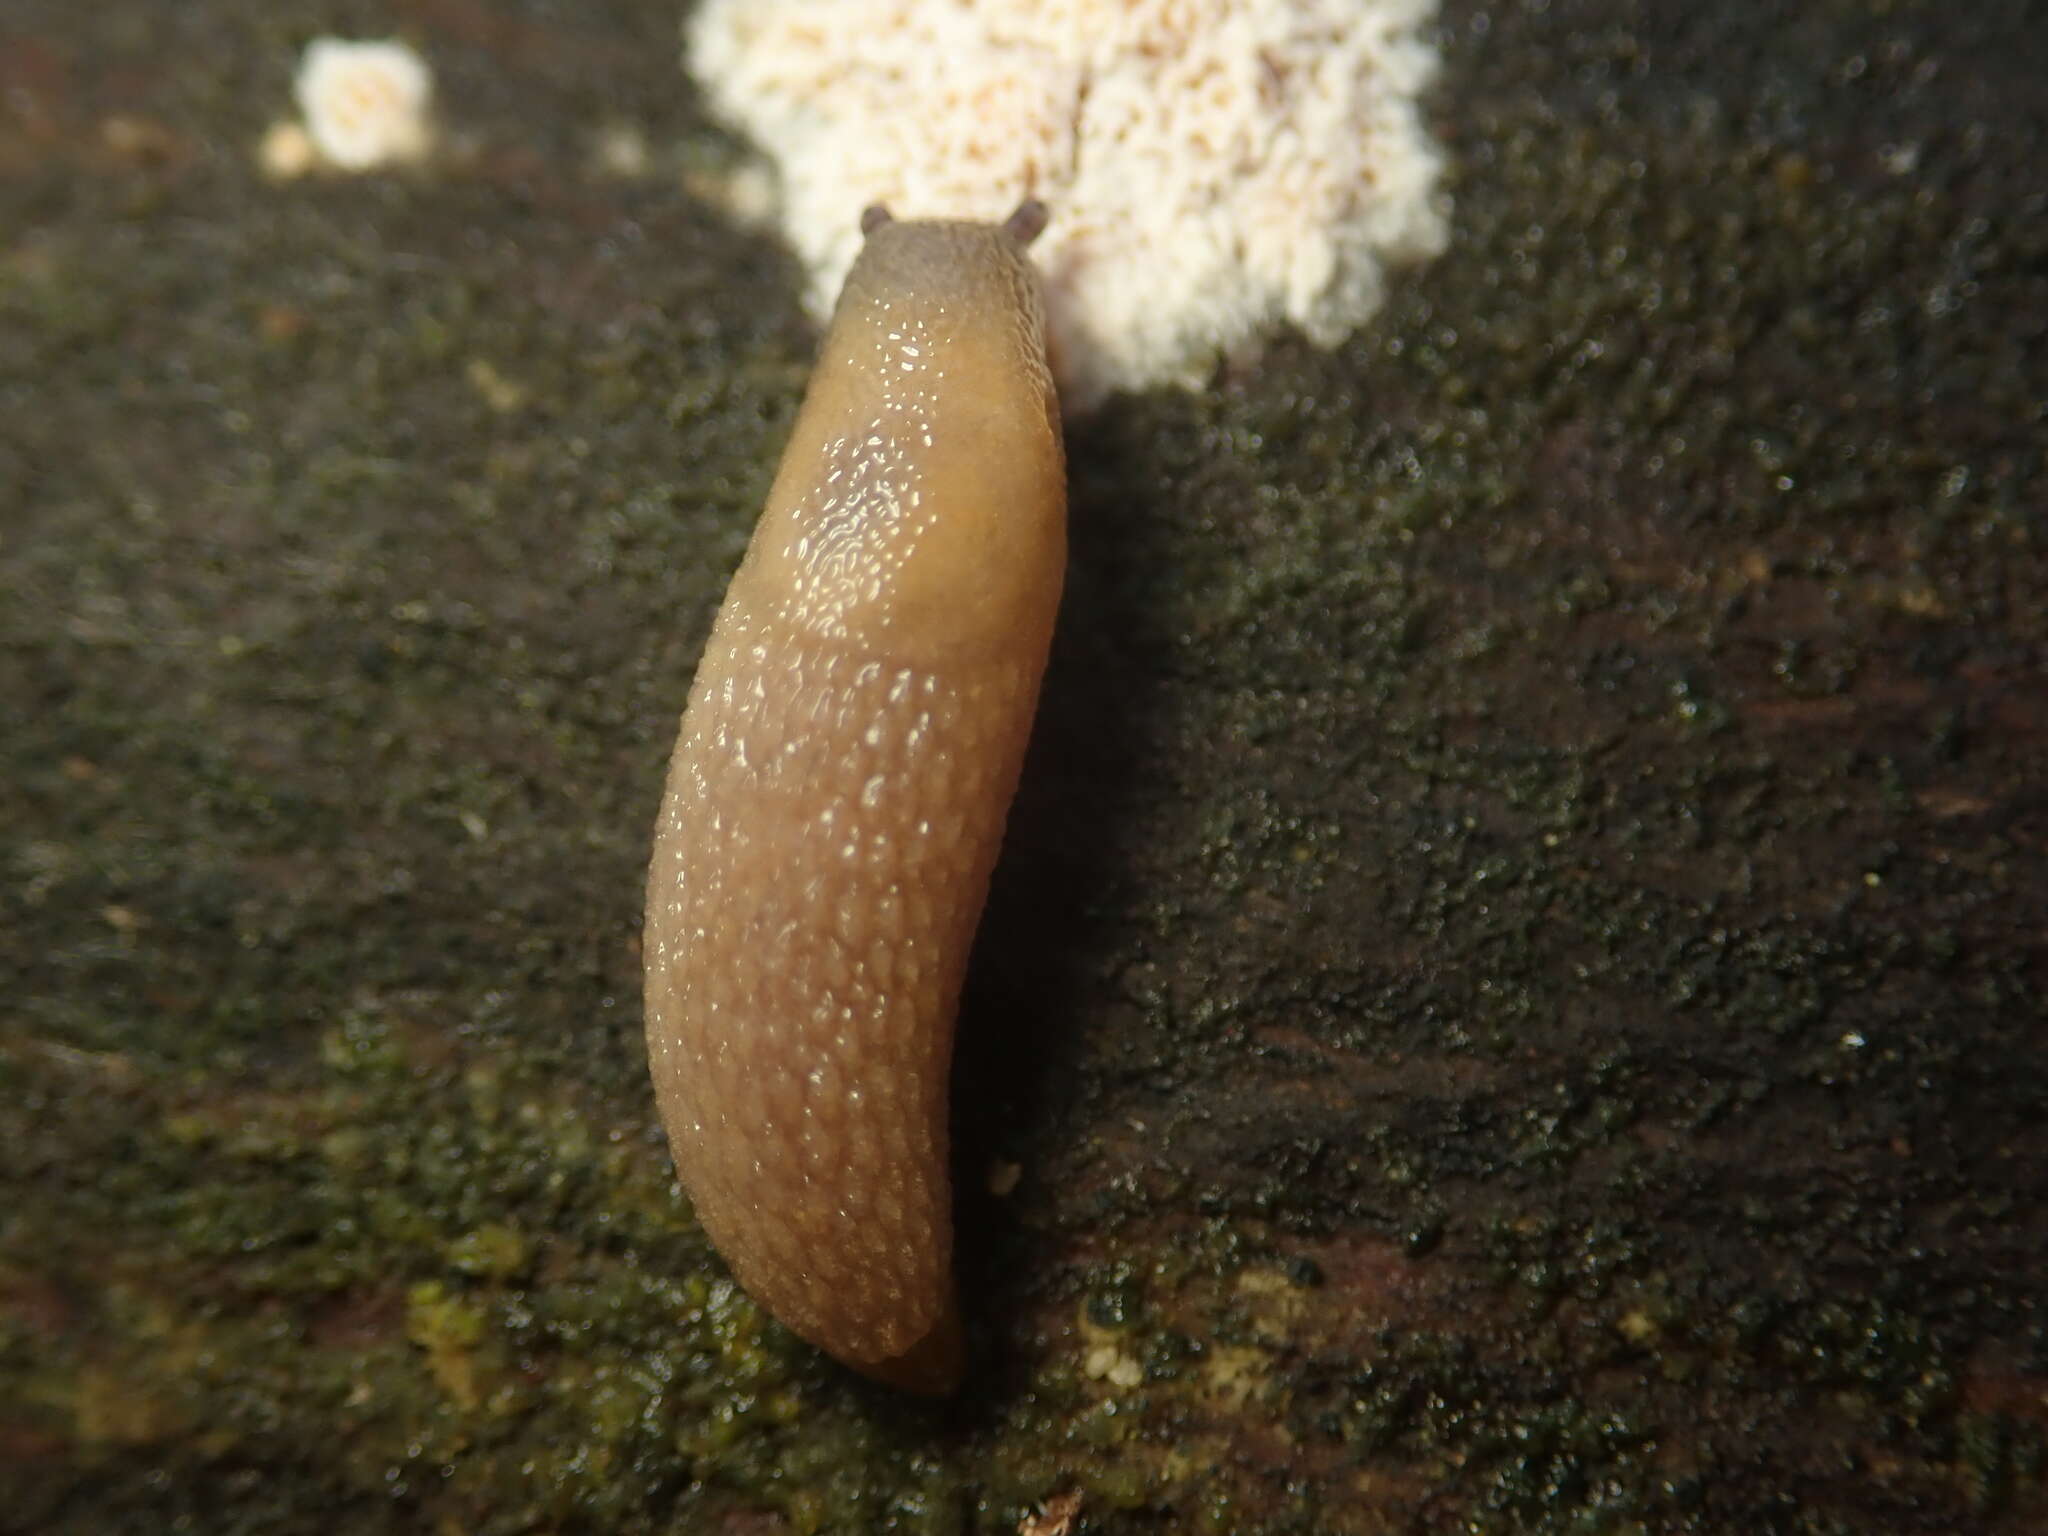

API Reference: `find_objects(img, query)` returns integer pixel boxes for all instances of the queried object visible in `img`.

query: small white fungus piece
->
[687,0,1450,408]
[294,38,435,172]
[1083,1343,1145,1389]
[257,120,318,181]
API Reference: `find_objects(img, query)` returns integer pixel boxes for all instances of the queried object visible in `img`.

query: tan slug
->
[643,203,1065,1393]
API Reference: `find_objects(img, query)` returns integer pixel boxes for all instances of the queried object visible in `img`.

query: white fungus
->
[292,38,435,172]
[687,0,1451,408]
[256,120,319,181]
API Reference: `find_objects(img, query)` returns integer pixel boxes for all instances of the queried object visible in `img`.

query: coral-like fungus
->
[688,0,1450,407]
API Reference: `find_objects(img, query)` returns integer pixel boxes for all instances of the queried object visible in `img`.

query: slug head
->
[743,206,1067,664]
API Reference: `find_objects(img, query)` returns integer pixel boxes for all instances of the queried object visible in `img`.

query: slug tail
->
[856,1292,965,1395]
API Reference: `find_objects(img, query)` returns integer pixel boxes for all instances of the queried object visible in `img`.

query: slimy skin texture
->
[644,206,1064,1394]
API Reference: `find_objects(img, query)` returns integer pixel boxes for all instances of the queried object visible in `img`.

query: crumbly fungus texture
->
[687,0,1449,409]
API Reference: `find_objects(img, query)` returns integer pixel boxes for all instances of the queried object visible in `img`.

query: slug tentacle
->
[644,210,1065,1393]
[1002,198,1048,247]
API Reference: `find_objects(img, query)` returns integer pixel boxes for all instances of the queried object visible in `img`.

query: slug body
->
[644,207,1064,1393]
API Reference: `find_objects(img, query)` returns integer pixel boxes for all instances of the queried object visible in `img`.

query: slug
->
[643,202,1065,1393]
